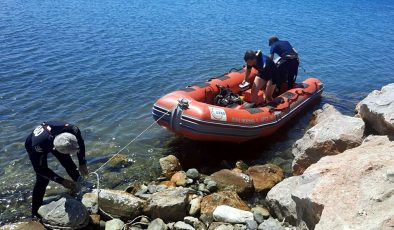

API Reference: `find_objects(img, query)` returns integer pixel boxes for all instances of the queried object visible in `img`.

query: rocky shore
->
[1,83,393,230]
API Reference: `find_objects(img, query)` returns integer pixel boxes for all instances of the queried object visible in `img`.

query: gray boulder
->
[174,221,194,230]
[105,219,125,230]
[85,189,145,219]
[265,177,300,225]
[145,187,191,221]
[38,197,89,229]
[148,218,168,230]
[356,83,394,137]
[292,104,365,175]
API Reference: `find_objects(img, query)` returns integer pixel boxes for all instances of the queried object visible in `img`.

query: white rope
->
[92,110,170,174]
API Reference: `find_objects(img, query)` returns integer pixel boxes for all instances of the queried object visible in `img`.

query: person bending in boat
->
[25,121,89,217]
[243,50,280,107]
[268,36,299,89]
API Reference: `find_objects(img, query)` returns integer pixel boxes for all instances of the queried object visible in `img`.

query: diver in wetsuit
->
[268,36,299,89]
[25,121,88,217]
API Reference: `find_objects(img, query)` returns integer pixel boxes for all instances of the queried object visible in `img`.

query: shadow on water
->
[163,97,323,176]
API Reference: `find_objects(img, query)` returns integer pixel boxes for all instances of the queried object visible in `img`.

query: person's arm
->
[30,151,65,184]
[244,66,252,83]
[64,125,86,166]
[269,45,276,60]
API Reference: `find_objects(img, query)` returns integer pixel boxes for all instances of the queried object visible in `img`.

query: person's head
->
[53,133,79,155]
[244,50,257,66]
[268,36,279,46]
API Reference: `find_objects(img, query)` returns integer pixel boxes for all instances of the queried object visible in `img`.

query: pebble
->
[105,219,125,230]
[174,221,195,230]
[186,168,200,179]
[206,181,218,192]
[246,220,258,230]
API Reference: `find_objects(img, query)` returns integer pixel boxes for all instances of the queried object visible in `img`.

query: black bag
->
[214,85,242,107]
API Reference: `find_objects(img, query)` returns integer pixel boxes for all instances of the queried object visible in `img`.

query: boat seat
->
[243,89,265,104]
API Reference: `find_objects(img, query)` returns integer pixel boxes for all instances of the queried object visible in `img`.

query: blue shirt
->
[270,40,295,57]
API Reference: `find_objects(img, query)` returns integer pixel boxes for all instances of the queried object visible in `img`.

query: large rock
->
[201,191,250,215]
[246,164,284,193]
[356,83,394,137]
[85,189,145,219]
[105,219,125,230]
[160,155,182,179]
[148,218,168,230]
[210,169,254,197]
[0,221,46,230]
[213,205,254,224]
[292,104,365,175]
[291,135,394,230]
[265,177,300,225]
[145,187,191,221]
[38,197,89,229]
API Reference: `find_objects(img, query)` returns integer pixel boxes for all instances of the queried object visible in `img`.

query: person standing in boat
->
[268,36,299,89]
[25,121,89,217]
[243,50,281,106]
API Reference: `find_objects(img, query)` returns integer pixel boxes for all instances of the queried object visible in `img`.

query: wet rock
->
[160,155,182,179]
[0,221,46,230]
[210,169,254,197]
[246,164,284,193]
[145,187,191,221]
[105,218,124,230]
[189,196,203,216]
[171,171,188,187]
[108,154,134,168]
[82,192,98,214]
[213,205,254,224]
[292,136,394,230]
[246,220,258,230]
[201,191,250,215]
[257,218,286,230]
[251,207,270,224]
[265,177,299,225]
[148,218,168,230]
[87,189,145,219]
[186,168,200,179]
[174,221,194,230]
[206,181,218,192]
[356,83,394,137]
[292,104,365,175]
[38,197,89,229]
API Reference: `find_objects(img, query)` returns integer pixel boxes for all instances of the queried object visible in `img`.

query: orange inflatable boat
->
[152,67,323,143]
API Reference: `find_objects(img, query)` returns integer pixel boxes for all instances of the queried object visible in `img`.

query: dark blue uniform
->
[270,40,299,88]
[25,121,86,216]
[246,51,284,86]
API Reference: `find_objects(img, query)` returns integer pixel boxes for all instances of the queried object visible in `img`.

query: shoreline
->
[1,83,393,230]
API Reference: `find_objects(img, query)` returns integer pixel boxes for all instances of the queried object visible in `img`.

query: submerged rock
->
[213,205,254,224]
[292,104,365,175]
[246,164,284,193]
[145,187,191,221]
[210,169,254,197]
[38,197,89,229]
[0,221,46,230]
[160,155,182,179]
[201,191,250,215]
[85,189,145,219]
[356,83,394,137]
[292,136,394,229]
[105,218,124,230]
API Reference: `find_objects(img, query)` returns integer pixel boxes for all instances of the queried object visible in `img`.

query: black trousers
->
[278,58,299,89]
[27,151,80,216]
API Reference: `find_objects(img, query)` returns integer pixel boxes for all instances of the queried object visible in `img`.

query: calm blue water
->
[1,0,394,224]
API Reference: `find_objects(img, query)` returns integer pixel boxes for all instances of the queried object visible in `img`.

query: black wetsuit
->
[247,51,282,85]
[270,40,299,89]
[25,121,86,216]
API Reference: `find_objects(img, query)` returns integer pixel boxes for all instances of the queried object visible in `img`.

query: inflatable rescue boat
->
[152,67,323,143]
